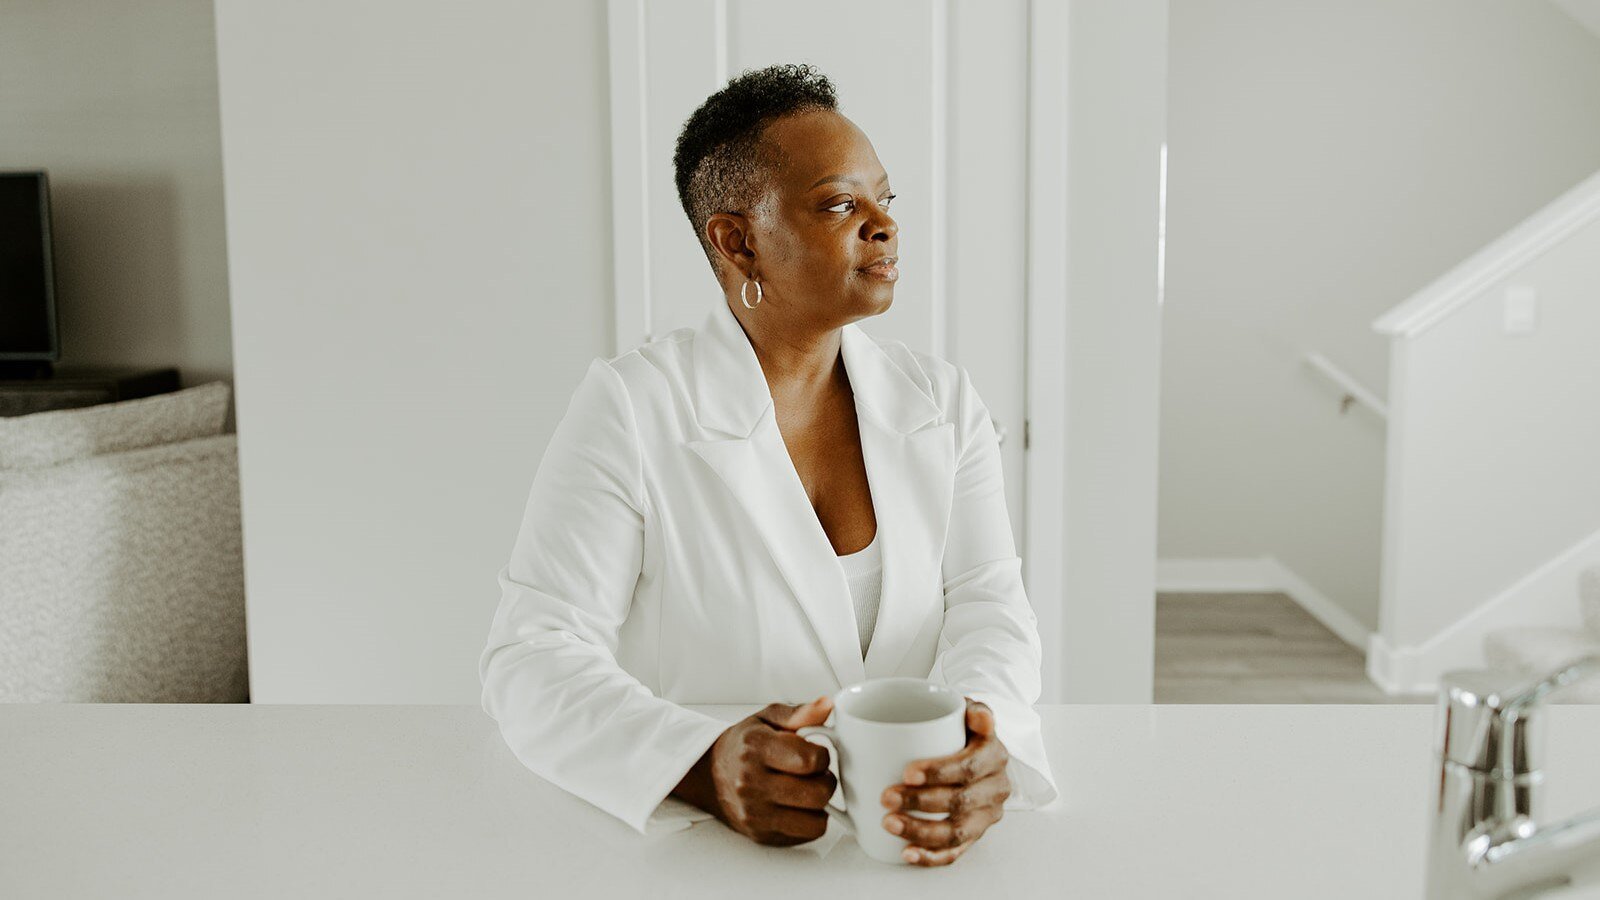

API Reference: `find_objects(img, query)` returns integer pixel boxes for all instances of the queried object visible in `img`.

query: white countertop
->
[3,703,1600,899]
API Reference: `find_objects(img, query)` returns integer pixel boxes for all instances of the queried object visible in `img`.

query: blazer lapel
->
[686,301,955,689]
[841,320,955,679]
[855,404,954,680]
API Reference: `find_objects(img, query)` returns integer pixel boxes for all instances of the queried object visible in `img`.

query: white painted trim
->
[930,0,950,361]
[1156,141,1167,307]
[606,0,652,357]
[1369,526,1600,696]
[1261,558,1371,652]
[1366,634,1436,696]
[1156,556,1373,653]
[712,0,728,86]
[1372,167,1600,338]
[1412,527,1598,661]
[1023,0,1069,703]
[1414,530,1600,651]
[1375,337,1411,642]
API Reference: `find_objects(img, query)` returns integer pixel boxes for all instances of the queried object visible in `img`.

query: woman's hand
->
[880,698,1011,866]
[673,696,838,847]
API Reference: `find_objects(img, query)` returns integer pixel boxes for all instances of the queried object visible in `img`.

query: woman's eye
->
[826,193,896,214]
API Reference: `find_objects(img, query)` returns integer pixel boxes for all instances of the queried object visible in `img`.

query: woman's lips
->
[859,261,899,281]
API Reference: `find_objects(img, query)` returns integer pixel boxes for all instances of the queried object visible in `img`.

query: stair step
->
[1482,627,1600,703]
[1582,566,1600,639]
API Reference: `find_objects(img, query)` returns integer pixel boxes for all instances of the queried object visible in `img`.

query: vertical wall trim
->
[1376,337,1410,643]
[1024,0,1070,703]
[607,0,653,355]
[713,0,729,86]
[1157,141,1168,307]
[930,0,951,360]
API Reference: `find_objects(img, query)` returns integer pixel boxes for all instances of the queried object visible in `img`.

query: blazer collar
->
[692,299,943,439]
[686,299,955,689]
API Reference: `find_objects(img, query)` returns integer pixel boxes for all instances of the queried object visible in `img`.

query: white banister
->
[1302,352,1388,421]
[1373,168,1600,339]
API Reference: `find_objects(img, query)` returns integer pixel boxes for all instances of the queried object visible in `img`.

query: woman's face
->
[724,109,900,328]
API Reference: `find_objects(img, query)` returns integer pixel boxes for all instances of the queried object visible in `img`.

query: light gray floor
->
[1154,592,1433,704]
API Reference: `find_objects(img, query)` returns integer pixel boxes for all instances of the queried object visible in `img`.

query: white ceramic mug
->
[797,677,968,864]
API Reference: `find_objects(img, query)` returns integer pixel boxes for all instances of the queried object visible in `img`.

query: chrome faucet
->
[1426,654,1600,899]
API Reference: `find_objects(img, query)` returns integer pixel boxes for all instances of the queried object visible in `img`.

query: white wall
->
[1057,0,1167,703]
[0,0,234,424]
[1158,0,1600,631]
[217,0,615,701]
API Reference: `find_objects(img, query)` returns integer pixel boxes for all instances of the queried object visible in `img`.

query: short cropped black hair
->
[672,63,839,280]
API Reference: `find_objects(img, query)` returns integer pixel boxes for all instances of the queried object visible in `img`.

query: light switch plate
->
[1503,286,1538,335]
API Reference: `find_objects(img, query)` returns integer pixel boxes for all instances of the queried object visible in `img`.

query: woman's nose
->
[862,205,898,242]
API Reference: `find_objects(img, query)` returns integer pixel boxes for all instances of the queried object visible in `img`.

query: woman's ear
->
[706,211,755,278]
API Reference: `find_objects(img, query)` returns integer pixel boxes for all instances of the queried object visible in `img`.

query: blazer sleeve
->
[926,364,1061,810]
[478,357,729,835]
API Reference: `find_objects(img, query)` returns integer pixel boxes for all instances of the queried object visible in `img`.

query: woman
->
[479,63,1057,867]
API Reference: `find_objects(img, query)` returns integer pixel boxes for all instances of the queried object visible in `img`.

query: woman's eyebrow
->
[808,172,891,190]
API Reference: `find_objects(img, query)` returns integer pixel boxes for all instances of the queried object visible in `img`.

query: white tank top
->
[836,530,882,658]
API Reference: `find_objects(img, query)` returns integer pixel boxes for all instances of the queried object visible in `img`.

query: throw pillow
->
[0,380,231,470]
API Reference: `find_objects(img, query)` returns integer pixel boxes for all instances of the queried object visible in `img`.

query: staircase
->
[1482,567,1600,702]
[1367,168,1600,698]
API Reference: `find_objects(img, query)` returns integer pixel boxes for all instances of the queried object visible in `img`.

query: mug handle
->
[795,725,850,825]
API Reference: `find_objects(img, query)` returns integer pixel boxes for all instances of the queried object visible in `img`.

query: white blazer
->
[479,299,1059,836]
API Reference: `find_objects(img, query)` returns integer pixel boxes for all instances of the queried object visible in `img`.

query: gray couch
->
[0,382,248,702]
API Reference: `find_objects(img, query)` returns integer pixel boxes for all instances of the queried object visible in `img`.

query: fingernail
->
[884,815,904,835]
[882,788,900,809]
[902,847,919,863]
[905,770,925,785]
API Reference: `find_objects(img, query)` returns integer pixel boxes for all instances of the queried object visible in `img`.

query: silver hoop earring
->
[741,278,763,309]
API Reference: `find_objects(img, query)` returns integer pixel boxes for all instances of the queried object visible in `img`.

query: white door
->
[607,0,1031,547]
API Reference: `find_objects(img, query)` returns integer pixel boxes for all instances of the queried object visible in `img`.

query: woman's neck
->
[728,301,848,407]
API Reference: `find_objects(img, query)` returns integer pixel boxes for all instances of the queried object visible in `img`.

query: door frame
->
[1023,0,1069,704]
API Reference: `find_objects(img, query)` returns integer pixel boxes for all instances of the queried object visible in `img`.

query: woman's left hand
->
[879,697,1011,866]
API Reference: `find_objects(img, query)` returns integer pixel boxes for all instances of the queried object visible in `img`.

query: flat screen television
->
[0,170,60,375]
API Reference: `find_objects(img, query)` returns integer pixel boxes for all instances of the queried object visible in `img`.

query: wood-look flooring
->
[1154,592,1433,704]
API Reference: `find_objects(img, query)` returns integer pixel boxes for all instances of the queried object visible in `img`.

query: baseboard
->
[1368,525,1600,696]
[1366,633,1435,695]
[1261,559,1371,651]
[1157,556,1372,652]
[1161,530,1600,698]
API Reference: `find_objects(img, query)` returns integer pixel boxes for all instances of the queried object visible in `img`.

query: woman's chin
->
[845,277,895,316]
[860,291,893,315]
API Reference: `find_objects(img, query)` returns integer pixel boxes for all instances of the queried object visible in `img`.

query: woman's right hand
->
[672,696,837,846]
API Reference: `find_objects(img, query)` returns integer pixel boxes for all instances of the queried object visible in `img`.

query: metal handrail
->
[1302,351,1388,421]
